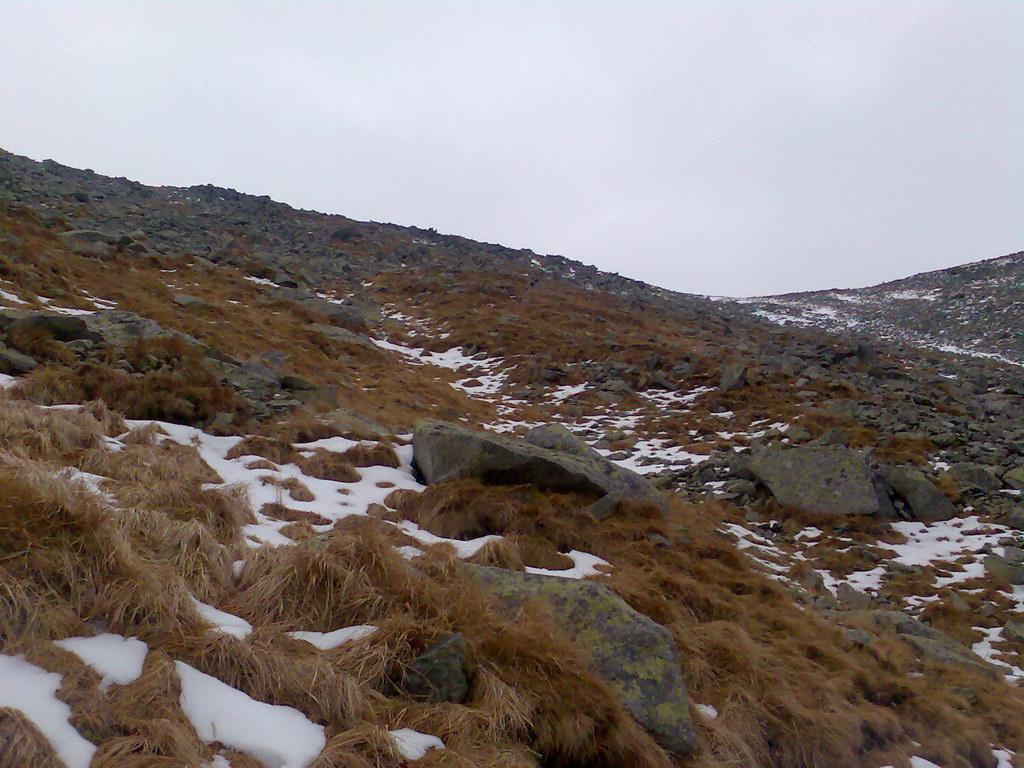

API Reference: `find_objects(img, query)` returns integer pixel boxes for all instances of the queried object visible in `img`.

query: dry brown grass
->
[0,397,677,767]
[0,205,506,432]
[259,475,317,502]
[297,448,362,482]
[225,435,299,464]
[343,441,400,468]
[11,337,251,427]
[386,480,1024,768]
[3,204,1023,765]
[260,501,331,527]
[0,708,65,768]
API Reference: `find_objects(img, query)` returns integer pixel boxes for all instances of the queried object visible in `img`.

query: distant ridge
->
[724,251,1024,366]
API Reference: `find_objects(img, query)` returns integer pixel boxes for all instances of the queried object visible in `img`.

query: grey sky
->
[1,1,1021,296]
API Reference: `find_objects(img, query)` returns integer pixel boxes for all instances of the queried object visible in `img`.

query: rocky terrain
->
[1,147,1024,768]
[725,252,1024,366]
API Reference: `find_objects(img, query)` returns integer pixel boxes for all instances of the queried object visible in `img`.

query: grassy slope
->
[0,200,1023,768]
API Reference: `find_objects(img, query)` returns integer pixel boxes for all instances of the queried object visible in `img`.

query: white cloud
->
[0,1,1019,295]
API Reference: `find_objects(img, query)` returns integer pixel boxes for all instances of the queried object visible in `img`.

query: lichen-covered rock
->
[82,310,194,349]
[750,445,879,516]
[997,506,1024,531]
[467,564,696,756]
[413,420,666,512]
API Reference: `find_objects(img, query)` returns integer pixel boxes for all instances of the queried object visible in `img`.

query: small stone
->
[786,426,811,443]
[648,533,673,549]
[816,428,851,446]
[997,507,1024,531]
[587,494,622,521]
[719,363,747,392]
[172,292,206,309]
[399,633,471,704]
[801,570,827,593]
[840,627,873,647]
[1003,621,1024,643]
[836,582,873,609]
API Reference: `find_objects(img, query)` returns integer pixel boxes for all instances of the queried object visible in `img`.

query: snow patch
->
[190,597,253,639]
[54,633,148,691]
[288,626,377,650]
[388,728,445,761]
[0,653,97,768]
[175,661,326,768]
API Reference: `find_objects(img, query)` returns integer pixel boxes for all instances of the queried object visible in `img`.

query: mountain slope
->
[726,252,1024,366]
[1,148,1024,768]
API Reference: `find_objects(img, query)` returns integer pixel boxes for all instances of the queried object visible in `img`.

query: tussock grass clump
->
[298,448,362,482]
[259,475,317,502]
[0,397,124,461]
[260,502,331,527]
[226,435,298,465]
[260,409,351,443]
[76,441,252,548]
[342,441,401,468]
[279,476,316,502]
[13,338,250,427]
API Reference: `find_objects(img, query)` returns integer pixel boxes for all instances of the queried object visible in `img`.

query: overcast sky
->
[1,2,1020,296]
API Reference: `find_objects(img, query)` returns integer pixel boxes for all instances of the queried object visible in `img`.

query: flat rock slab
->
[750,445,879,516]
[467,564,696,756]
[413,420,666,511]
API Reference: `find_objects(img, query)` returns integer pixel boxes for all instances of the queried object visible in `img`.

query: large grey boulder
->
[749,445,880,516]
[82,310,195,349]
[0,344,37,375]
[58,229,119,255]
[984,547,1024,585]
[306,323,380,353]
[949,463,1002,493]
[467,565,696,756]
[883,466,957,522]
[6,312,100,343]
[1003,466,1024,492]
[412,420,666,512]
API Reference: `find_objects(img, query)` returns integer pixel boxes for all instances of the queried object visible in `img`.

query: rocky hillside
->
[725,252,1024,366]
[2,148,1024,768]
